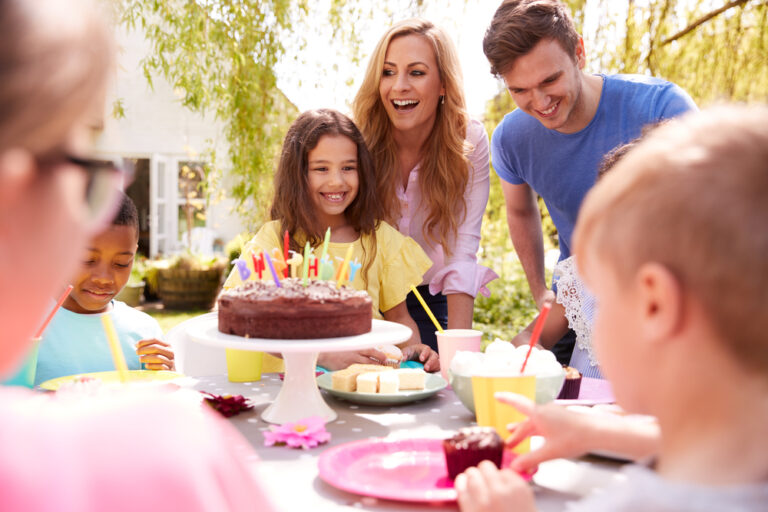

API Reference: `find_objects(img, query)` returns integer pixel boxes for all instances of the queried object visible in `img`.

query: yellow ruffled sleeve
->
[378,223,433,312]
[222,221,283,289]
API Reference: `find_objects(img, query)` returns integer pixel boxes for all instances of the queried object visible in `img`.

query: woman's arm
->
[447,292,474,329]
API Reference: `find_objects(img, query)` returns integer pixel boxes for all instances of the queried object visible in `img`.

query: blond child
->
[224,109,439,371]
[456,106,768,511]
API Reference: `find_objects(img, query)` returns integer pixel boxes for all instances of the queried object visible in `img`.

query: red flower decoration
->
[201,391,254,418]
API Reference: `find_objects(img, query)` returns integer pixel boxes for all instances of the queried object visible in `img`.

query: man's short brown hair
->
[483,0,580,77]
[574,105,768,373]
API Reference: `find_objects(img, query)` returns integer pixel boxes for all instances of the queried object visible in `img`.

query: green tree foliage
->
[116,0,428,227]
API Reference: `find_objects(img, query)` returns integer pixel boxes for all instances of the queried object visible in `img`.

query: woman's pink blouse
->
[396,118,498,298]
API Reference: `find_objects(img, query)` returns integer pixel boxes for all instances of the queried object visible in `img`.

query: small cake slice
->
[331,364,393,392]
[356,372,379,393]
[395,368,426,390]
[378,372,400,394]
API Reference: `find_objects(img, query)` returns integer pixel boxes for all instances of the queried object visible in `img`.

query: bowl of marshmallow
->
[448,339,566,414]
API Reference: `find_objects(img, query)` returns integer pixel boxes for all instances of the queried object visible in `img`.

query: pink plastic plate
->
[318,438,532,503]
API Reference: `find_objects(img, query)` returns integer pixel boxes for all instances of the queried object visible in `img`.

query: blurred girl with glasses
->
[0,1,275,510]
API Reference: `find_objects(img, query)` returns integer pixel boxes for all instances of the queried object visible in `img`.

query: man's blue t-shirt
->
[491,74,697,261]
[35,300,164,385]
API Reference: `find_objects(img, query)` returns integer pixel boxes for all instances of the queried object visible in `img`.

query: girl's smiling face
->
[306,134,359,230]
[63,224,138,314]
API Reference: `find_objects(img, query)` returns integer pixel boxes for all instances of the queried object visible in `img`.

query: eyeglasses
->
[38,152,133,232]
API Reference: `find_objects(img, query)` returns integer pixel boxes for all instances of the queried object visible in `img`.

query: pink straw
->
[34,285,73,338]
[520,299,553,374]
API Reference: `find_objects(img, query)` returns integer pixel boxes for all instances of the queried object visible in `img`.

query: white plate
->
[317,372,447,405]
[185,313,411,353]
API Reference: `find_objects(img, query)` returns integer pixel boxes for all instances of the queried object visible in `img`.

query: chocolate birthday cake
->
[218,278,372,339]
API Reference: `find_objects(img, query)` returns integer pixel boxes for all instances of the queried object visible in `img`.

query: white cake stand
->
[184,313,411,423]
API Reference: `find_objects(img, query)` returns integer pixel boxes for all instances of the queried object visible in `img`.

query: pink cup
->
[436,329,482,383]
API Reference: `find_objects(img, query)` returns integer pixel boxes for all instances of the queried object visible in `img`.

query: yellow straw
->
[336,245,354,288]
[101,313,129,382]
[410,285,444,333]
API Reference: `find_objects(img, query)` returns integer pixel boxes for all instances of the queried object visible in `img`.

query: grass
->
[137,304,211,333]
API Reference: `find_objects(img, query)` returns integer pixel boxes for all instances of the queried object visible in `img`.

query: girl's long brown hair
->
[270,109,381,286]
[352,18,472,257]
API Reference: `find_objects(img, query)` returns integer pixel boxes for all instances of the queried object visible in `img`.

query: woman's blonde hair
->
[0,0,113,155]
[352,18,471,256]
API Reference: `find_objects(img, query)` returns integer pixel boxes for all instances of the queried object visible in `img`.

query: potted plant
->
[115,258,147,307]
[156,253,227,310]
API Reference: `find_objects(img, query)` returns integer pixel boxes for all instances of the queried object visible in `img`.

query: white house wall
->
[95,26,248,254]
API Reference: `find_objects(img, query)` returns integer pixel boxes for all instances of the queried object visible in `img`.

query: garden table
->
[194,373,627,511]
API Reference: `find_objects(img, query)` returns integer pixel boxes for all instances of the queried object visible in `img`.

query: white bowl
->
[449,368,566,414]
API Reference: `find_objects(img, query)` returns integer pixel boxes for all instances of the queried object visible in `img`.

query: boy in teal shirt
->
[35,193,174,385]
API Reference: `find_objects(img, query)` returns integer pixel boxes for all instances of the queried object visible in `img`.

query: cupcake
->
[556,366,582,399]
[442,427,504,480]
[375,344,402,368]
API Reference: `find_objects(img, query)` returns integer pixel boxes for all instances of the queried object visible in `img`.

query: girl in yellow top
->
[224,109,438,372]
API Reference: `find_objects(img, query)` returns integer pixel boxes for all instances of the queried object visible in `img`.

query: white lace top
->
[554,257,603,379]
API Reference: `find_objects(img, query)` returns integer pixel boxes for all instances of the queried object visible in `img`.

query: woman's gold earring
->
[440,95,445,105]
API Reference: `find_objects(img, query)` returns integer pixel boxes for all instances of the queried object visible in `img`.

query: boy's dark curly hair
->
[113,191,139,238]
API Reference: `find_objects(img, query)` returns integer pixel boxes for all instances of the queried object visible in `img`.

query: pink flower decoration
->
[263,416,331,450]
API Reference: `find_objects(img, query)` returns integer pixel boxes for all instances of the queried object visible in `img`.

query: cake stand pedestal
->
[184,313,411,423]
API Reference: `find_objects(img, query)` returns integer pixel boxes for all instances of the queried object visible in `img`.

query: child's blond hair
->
[574,105,768,373]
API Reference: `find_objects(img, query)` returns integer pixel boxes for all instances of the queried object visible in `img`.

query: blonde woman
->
[353,19,497,350]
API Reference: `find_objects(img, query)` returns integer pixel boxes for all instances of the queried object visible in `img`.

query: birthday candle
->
[270,248,288,278]
[320,227,331,262]
[287,251,303,278]
[348,259,362,283]
[235,258,251,281]
[308,254,319,278]
[251,251,264,280]
[336,245,354,288]
[302,242,310,286]
[283,230,290,278]
[263,251,282,287]
[319,257,335,280]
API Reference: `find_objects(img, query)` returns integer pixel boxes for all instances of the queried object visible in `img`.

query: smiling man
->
[482,0,696,363]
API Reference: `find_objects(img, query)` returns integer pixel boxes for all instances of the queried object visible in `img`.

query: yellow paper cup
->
[225,349,263,382]
[471,375,536,453]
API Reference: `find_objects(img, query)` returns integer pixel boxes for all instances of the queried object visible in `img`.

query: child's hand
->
[455,460,536,512]
[136,339,175,371]
[401,344,440,372]
[496,392,596,473]
[317,349,388,371]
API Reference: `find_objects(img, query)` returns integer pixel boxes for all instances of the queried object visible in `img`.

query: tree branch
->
[661,0,751,45]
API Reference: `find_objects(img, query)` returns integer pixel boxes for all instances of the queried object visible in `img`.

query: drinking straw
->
[263,251,282,287]
[409,285,443,333]
[101,313,129,383]
[336,245,354,288]
[520,299,553,374]
[34,285,73,338]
